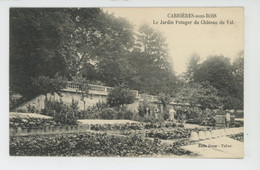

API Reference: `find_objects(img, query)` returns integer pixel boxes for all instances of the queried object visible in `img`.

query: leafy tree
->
[175,82,222,110]
[10,8,136,101]
[189,54,243,109]
[32,74,67,96]
[107,86,135,108]
[73,9,135,86]
[10,8,77,99]
[231,51,244,109]
[193,55,234,97]
[128,24,177,95]
[10,8,179,108]
[185,53,200,82]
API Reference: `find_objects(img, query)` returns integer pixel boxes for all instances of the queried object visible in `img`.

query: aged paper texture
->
[9,7,244,159]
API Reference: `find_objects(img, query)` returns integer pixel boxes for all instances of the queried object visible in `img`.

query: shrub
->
[78,107,101,119]
[95,100,108,110]
[113,106,134,120]
[100,108,117,119]
[123,110,134,120]
[53,108,78,125]
[163,111,170,120]
[27,105,38,113]
[107,86,135,108]
[41,98,79,125]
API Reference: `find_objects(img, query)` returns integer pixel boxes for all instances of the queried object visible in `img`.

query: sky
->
[105,8,244,75]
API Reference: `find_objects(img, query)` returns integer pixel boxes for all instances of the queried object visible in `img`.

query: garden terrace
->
[9,131,195,157]
[65,82,140,98]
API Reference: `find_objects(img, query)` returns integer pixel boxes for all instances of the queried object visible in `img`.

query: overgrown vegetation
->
[40,99,136,121]
[10,8,177,102]
[41,99,79,125]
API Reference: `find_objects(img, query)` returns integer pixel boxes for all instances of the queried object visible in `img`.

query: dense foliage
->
[90,123,144,131]
[9,132,193,156]
[41,99,135,121]
[10,8,243,123]
[10,117,57,129]
[41,99,79,125]
[146,128,191,140]
[175,82,222,110]
[126,24,177,95]
[89,122,187,132]
[10,8,177,102]
[119,127,211,141]
[10,8,75,99]
[184,54,244,110]
[107,86,135,108]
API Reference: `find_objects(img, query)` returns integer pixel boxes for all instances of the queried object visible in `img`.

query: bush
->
[123,110,134,120]
[100,108,117,119]
[41,98,79,125]
[185,108,219,126]
[163,111,170,120]
[113,106,134,120]
[72,102,136,121]
[78,107,101,119]
[107,86,135,108]
[76,101,107,119]
[53,108,78,125]
[41,98,135,121]
[95,100,108,110]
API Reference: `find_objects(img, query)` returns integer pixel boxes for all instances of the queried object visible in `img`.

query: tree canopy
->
[10,8,243,111]
[175,81,222,110]
[184,54,244,109]
[10,8,177,100]
[127,24,177,95]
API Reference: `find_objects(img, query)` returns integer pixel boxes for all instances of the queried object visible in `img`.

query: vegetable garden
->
[9,99,243,157]
[10,115,228,157]
[10,131,196,157]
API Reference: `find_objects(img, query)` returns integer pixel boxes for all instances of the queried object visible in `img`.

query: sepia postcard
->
[9,7,244,159]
